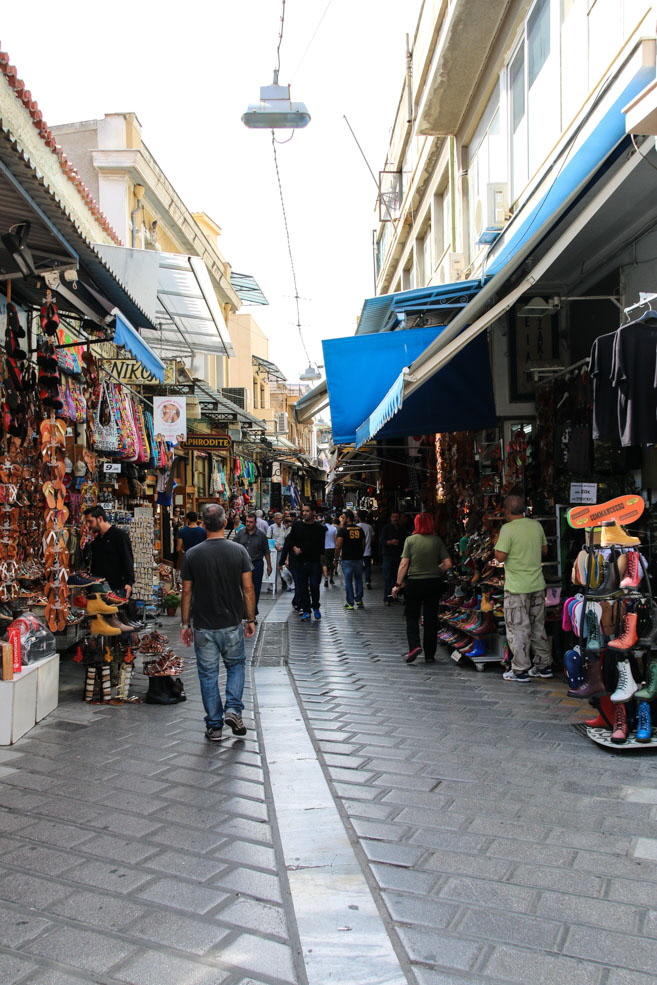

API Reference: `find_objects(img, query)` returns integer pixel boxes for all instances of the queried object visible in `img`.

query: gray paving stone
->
[507,863,603,895]
[394,926,482,971]
[370,861,438,895]
[49,889,148,930]
[215,933,296,982]
[22,794,100,824]
[135,876,229,914]
[65,858,153,894]
[214,868,283,904]
[360,838,426,867]
[24,924,137,973]
[15,969,91,985]
[331,781,382,801]
[0,903,52,946]
[130,908,230,954]
[219,797,269,821]
[75,832,159,865]
[484,944,604,984]
[0,952,38,984]
[217,897,288,938]
[605,969,657,985]
[350,817,411,841]
[0,872,72,909]
[413,969,498,985]
[456,906,562,949]
[86,810,163,839]
[214,840,276,871]
[410,829,489,853]
[4,844,78,876]
[438,876,536,914]
[141,849,227,882]
[422,850,512,881]
[564,924,657,975]
[381,890,458,929]
[148,825,226,854]
[536,889,640,933]
[113,948,229,984]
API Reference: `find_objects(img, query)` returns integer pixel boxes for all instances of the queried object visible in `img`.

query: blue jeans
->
[298,560,322,613]
[194,625,245,729]
[341,559,363,605]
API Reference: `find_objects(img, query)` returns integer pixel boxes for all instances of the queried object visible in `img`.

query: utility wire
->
[274,0,286,82]
[290,0,334,81]
[271,130,311,364]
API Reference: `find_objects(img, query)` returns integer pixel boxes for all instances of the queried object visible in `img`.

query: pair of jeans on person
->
[404,577,442,658]
[297,560,322,613]
[341,559,363,606]
[194,625,245,729]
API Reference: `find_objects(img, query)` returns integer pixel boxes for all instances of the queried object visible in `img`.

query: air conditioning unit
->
[221,387,248,410]
[438,252,465,284]
[277,412,289,434]
[474,182,509,244]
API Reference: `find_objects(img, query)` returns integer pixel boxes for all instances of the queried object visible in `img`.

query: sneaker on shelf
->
[205,727,223,742]
[313,609,321,620]
[344,603,354,610]
[68,573,104,587]
[104,591,128,605]
[224,710,247,736]
[404,646,422,664]
[527,665,554,679]
[71,595,88,609]
[502,669,530,682]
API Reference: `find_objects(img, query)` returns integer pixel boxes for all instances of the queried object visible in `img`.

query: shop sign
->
[103,463,122,473]
[569,482,597,504]
[103,359,163,385]
[179,433,232,451]
[271,461,282,482]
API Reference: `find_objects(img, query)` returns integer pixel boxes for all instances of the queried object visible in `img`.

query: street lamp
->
[299,363,322,381]
[242,80,310,130]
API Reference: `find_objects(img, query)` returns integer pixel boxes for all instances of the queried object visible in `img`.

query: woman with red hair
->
[392,512,452,663]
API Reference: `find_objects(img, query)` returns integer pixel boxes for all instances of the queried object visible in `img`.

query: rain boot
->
[619,550,641,589]
[568,656,607,698]
[610,702,628,744]
[608,612,639,651]
[585,694,615,728]
[636,700,652,742]
[610,658,639,702]
[635,656,657,700]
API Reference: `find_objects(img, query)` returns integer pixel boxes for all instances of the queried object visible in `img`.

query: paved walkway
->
[2,576,657,985]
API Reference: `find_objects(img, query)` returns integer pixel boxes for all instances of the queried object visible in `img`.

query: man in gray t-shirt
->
[181,504,256,742]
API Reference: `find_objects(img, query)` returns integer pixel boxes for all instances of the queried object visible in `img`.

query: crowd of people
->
[176,495,552,741]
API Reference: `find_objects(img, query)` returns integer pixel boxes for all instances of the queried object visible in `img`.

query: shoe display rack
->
[438,583,507,672]
[563,498,657,750]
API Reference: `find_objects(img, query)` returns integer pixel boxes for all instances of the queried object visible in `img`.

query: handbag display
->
[93,381,119,452]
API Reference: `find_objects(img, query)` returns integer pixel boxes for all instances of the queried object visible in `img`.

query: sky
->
[1,0,422,381]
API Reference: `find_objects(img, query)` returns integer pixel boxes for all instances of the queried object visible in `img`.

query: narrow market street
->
[2,577,657,985]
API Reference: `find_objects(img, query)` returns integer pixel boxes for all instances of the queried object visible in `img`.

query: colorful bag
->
[93,381,119,452]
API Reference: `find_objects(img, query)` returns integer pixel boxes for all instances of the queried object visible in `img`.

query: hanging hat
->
[74,460,87,477]
[64,457,73,474]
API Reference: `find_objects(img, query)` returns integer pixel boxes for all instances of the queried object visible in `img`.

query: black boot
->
[144,675,178,705]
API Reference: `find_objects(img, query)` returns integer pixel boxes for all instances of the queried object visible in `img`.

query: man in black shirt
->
[379,511,407,605]
[334,509,365,610]
[84,506,135,598]
[286,503,325,621]
[180,504,255,742]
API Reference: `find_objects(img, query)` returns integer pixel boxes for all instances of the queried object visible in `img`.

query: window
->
[468,83,506,255]
[528,0,550,87]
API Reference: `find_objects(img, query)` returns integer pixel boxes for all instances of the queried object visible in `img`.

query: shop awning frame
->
[112,309,165,382]
[357,279,483,335]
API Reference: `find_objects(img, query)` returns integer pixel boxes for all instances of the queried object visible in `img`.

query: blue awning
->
[323,326,496,446]
[357,280,483,335]
[113,310,166,382]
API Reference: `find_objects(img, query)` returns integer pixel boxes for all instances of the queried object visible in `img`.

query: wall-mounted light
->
[1,221,35,276]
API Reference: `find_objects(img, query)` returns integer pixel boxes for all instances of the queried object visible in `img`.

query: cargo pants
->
[503,590,551,673]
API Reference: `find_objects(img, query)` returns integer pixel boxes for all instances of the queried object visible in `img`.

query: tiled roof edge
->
[0,47,122,246]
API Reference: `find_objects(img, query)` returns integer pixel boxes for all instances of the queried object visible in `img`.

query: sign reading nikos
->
[180,434,232,451]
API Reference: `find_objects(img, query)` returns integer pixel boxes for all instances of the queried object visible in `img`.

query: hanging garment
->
[611,314,657,446]
[589,331,618,441]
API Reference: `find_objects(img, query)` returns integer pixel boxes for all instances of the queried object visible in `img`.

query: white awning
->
[93,245,235,359]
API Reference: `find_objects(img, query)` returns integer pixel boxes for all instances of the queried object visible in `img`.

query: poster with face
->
[153,395,187,445]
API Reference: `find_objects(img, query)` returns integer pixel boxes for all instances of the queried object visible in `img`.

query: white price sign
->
[103,463,122,474]
[569,482,597,504]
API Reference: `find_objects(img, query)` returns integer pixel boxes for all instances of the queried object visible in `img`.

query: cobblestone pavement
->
[1,576,657,984]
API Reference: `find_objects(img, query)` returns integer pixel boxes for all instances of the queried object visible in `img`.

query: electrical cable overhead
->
[271,129,311,364]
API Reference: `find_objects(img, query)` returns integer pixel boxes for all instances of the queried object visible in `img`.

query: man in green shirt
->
[494,494,552,682]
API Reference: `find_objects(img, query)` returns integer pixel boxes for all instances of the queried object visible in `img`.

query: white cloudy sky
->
[1,0,422,380]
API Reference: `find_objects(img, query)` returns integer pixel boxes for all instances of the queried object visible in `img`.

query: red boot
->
[585,694,614,728]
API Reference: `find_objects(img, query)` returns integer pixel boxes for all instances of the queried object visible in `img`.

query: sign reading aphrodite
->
[153,395,187,445]
[179,434,232,451]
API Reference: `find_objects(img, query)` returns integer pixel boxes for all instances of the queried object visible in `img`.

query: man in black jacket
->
[285,503,325,621]
[84,505,134,599]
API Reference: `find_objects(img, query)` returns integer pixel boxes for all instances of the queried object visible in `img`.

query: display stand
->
[0,653,59,744]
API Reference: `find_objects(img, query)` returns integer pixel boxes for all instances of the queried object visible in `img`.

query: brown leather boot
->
[87,596,119,615]
[568,656,607,699]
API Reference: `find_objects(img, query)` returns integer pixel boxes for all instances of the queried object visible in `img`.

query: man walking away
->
[176,511,206,558]
[357,509,375,589]
[180,504,255,741]
[494,494,552,682]
[379,511,407,605]
[334,510,365,609]
[234,513,272,619]
[322,515,338,587]
[286,503,325,621]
